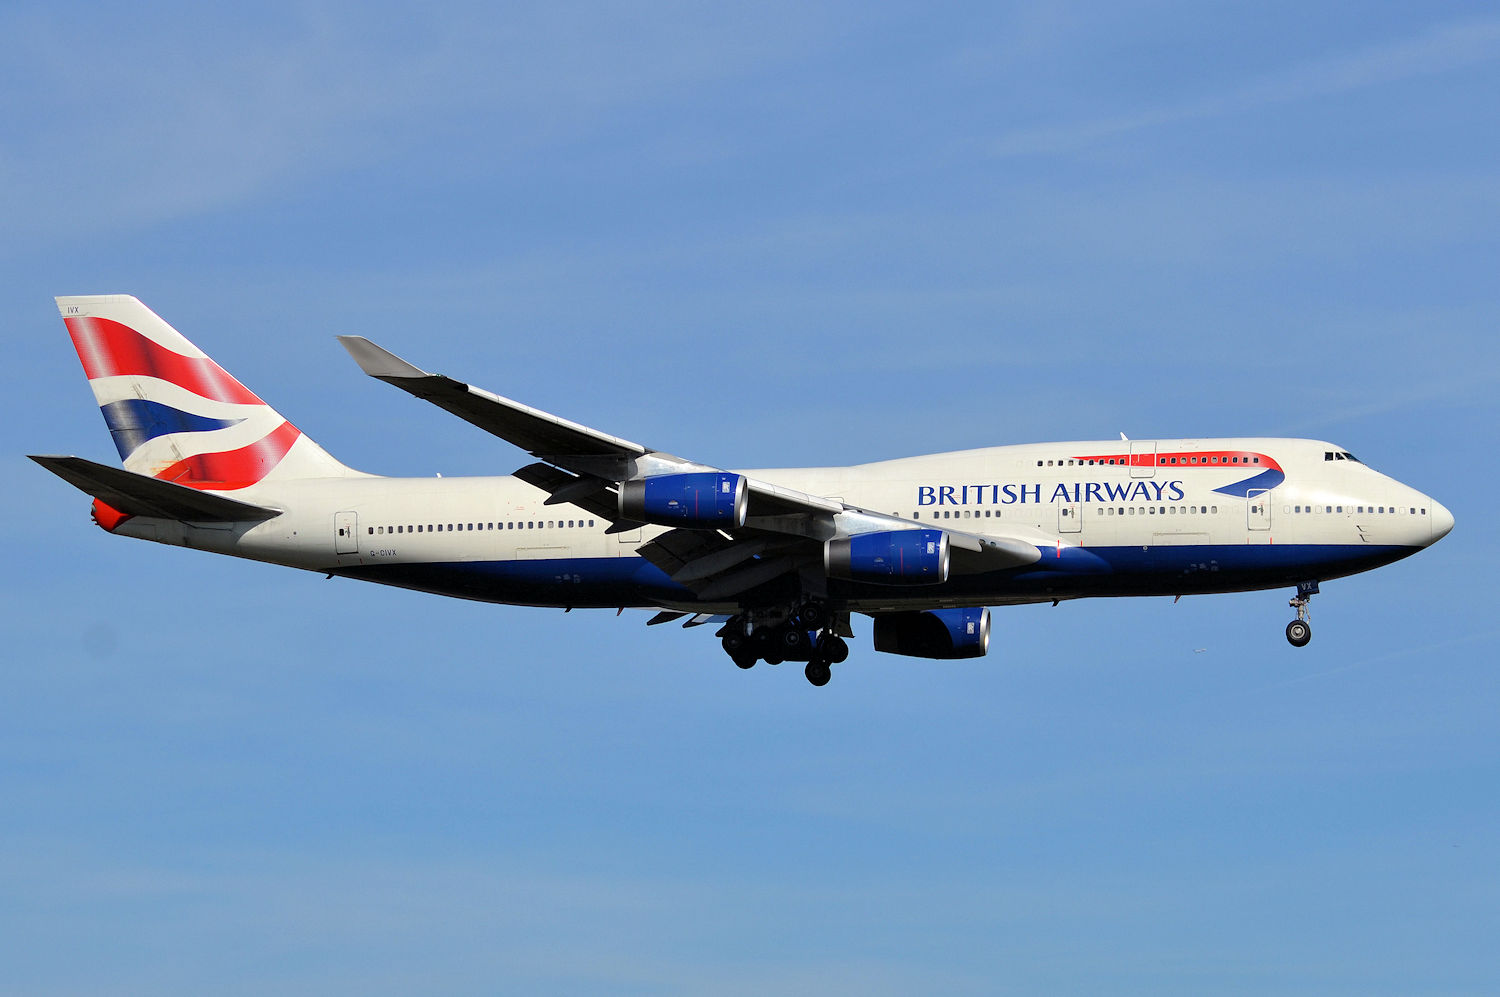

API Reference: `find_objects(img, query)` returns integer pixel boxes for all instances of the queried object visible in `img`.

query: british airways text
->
[917,480,1187,506]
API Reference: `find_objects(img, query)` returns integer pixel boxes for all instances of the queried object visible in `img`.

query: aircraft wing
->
[338,336,647,467]
[338,335,841,519]
[338,337,1040,596]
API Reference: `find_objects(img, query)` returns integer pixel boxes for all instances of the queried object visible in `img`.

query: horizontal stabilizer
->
[29,455,282,522]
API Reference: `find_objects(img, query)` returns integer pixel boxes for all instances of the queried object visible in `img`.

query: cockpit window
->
[1324,450,1362,462]
[1341,451,1360,462]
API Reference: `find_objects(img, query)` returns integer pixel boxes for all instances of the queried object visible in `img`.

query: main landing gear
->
[718,602,849,686]
[1286,580,1318,647]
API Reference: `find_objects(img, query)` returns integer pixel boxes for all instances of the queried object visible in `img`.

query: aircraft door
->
[335,511,359,554]
[1130,440,1157,478]
[1058,501,1082,533]
[1246,490,1271,531]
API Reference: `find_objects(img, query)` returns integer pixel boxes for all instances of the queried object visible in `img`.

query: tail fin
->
[57,295,354,489]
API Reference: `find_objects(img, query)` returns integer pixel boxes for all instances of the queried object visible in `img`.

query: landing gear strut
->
[1286,580,1317,647]
[718,601,846,685]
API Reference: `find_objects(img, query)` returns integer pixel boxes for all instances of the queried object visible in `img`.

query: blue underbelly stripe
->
[334,543,1419,607]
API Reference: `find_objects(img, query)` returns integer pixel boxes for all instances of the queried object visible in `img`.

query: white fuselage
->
[110,437,1451,613]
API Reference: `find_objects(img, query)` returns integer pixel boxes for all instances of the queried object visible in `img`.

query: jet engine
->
[617,471,748,529]
[824,529,949,585]
[872,607,991,659]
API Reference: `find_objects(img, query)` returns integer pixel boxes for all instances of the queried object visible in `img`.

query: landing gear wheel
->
[722,633,747,656]
[781,627,808,653]
[1286,620,1311,647]
[1287,584,1316,647]
[817,634,849,664]
[805,660,832,687]
[799,603,828,630]
[732,650,758,669]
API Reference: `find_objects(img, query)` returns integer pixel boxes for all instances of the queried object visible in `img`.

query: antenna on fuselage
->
[1119,432,1129,441]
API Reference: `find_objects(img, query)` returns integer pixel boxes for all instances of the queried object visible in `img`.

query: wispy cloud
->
[0,4,827,242]
[990,16,1500,158]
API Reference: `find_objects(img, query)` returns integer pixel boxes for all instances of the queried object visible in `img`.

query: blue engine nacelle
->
[824,529,950,585]
[618,471,748,529]
[872,607,991,659]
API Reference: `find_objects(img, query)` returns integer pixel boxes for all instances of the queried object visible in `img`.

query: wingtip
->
[336,335,430,379]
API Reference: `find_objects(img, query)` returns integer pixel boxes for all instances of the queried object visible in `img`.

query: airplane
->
[31,295,1454,686]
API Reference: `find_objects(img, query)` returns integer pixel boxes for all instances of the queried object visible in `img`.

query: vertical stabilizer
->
[57,295,355,489]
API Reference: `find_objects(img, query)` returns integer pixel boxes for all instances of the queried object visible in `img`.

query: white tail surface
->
[57,295,357,489]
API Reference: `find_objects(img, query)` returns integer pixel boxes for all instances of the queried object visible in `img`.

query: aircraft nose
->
[1429,499,1454,544]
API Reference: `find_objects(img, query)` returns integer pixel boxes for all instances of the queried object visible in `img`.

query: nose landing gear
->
[1286,580,1318,647]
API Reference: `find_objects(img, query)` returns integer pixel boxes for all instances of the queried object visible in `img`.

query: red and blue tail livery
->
[60,295,346,489]
[32,294,1454,686]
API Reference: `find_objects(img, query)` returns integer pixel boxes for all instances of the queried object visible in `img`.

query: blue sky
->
[3,2,1497,993]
